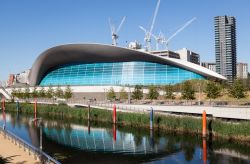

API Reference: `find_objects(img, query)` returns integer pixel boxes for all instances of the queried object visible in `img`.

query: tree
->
[24,87,30,99]
[11,88,17,99]
[107,87,116,101]
[55,86,64,98]
[16,88,23,99]
[32,87,38,98]
[38,87,46,98]
[119,87,128,100]
[229,79,246,99]
[46,86,54,99]
[147,85,159,100]
[205,81,221,101]
[181,81,195,100]
[164,85,175,99]
[64,85,72,100]
[132,85,143,100]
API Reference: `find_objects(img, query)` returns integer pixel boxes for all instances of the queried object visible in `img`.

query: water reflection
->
[1,112,250,164]
[43,123,169,154]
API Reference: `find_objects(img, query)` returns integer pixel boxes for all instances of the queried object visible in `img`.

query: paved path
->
[79,103,250,120]
[34,101,250,120]
[0,133,39,164]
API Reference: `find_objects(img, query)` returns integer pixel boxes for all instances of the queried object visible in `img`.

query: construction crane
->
[151,31,164,50]
[109,16,126,46]
[139,0,161,51]
[140,25,163,50]
[162,17,197,49]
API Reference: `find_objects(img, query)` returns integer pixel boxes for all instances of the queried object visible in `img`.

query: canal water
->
[1,111,250,164]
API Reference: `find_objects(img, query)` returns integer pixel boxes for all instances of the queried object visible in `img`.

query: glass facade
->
[40,61,204,86]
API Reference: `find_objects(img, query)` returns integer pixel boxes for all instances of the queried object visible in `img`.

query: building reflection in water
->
[43,122,170,154]
[1,112,250,163]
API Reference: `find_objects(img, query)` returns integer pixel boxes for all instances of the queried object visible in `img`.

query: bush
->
[132,85,143,100]
[147,85,159,100]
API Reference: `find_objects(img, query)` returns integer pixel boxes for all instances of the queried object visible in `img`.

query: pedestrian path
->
[0,133,39,164]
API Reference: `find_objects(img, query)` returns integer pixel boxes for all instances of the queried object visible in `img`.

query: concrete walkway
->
[80,103,250,120]
[0,133,39,164]
[33,100,250,120]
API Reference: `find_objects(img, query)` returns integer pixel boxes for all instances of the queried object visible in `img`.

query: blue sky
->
[0,0,249,81]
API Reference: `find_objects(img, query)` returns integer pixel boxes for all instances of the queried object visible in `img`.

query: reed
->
[5,102,250,141]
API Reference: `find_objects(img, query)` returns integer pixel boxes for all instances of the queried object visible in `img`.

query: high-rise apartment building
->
[214,16,237,83]
[237,63,248,79]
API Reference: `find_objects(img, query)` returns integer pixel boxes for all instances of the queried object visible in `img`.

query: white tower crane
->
[162,17,197,50]
[109,16,126,46]
[139,0,161,51]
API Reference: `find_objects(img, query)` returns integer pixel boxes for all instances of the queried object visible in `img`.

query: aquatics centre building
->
[27,43,226,87]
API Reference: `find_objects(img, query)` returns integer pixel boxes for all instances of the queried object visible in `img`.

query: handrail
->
[0,127,61,164]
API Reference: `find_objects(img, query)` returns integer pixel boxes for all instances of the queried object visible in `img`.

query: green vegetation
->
[107,87,116,101]
[229,79,247,99]
[38,87,46,98]
[181,81,195,100]
[132,85,143,100]
[46,86,54,98]
[5,102,250,141]
[55,86,64,98]
[119,87,128,100]
[147,85,159,100]
[10,79,250,102]
[164,85,175,99]
[11,85,73,100]
[205,81,221,101]
[31,86,38,98]
[64,85,73,100]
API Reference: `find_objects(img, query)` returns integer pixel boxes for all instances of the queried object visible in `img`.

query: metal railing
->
[0,127,61,164]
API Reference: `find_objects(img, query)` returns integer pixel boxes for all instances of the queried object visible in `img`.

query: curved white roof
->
[29,43,226,86]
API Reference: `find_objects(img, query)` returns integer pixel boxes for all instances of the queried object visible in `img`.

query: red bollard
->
[34,98,37,116]
[113,124,116,142]
[113,104,116,124]
[202,110,207,137]
[203,138,207,164]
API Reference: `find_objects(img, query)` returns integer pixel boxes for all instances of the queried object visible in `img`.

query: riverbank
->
[5,102,250,142]
[0,132,39,164]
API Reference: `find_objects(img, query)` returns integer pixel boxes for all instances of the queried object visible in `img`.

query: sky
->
[0,0,250,81]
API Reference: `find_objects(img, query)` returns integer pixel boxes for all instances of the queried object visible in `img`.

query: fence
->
[0,127,60,164]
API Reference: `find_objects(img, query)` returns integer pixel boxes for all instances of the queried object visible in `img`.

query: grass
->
[5,102,250,141]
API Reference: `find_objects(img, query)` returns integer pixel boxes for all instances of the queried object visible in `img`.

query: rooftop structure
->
[202,62,216,72]
[175,48,200,65]
[12,44,225,87]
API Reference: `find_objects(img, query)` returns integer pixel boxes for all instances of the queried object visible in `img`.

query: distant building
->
[150,50,180,59]
[202,62,216,72]
[16,69,30,84]
[237,63,248,79]
[7,74,15,87]
[214,16,237,83]
[175,48,200,64]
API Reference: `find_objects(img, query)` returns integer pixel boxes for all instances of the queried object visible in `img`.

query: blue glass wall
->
[39,62,204,86]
